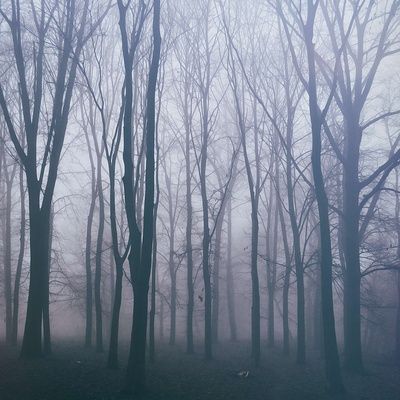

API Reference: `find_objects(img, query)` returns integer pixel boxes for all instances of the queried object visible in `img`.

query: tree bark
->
[3,159,16,344]
[342,117,363,372]
[107,264,123,368]
[212,210,223,343]
[124,0,161,393]
[395,169,400,363]
[185,126,194,353]
[12,161,26,345]
[305,26,344,393]
[20,190,50,358]
[277,193,291,355]
[43,207,53,355]
[226,195,237,342]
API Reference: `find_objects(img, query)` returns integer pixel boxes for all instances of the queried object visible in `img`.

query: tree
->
[2,141,17,343]
[0,0,107,357]
[276,0,345,392]
[118,0,161,392]
[316,0,400,372]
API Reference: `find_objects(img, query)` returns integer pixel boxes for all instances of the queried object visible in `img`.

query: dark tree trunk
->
[20,187,50,358]
[184,101,194,353]
[299,9,344,391]
[84,125,96,349]
[149,155,160,361]
[0,0,90,360]
[395,170,400,364]
[199,95,212,360]
[250,210,261,366]
[149,234,157,362]
[268,173,279,349]
[12,163,26,345]
[313,250,323,357]
[230,74,261,366]
[212,199,224,343]
[169,270,177,346]
[278,195,291,355]
[94,175,105,353]
[124,0,161,393]
[3,161,16,344]
[342,118,363,373]
[159,286,164,341]
[266,166,278,350]
[202,227,213,360]
[284,116,306,363]
[126,286,149,393]
[43,208,53,355]
[396,271,400,364]
[107,265,123,368]
[226,195,237,342]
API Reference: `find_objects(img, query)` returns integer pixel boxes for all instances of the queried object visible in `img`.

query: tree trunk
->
[126,286,149,393]
[185,105,194,353]
[268,179,279,349]
[159,286,164,341]
[313,250,323,357]
[20,185,50,358]
[43,207,53,355]
[250,209,261,366]
[95,176,105,353]
[212,203,224,343]
[285,139,305,363]
[169,269,177,346]
[3,162,15,344]
[124,0,161,392]
[149,234,157,362]
[303,18,344,392]
[342,118,363,373]
[202,228,213,360]
[395,170,400,364]
[226,195,237,342]
[107,265,123,369]
[278,196,291,355]
[12,163,26,345]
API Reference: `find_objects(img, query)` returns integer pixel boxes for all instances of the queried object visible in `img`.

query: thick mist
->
[0,0,399,399]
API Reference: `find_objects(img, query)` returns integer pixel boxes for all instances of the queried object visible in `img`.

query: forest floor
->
[0,340,399,400]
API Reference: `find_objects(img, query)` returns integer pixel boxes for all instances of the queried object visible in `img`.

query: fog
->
[0,0,399,399]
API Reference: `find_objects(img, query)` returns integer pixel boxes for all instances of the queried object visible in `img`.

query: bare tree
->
[276,0,345,392]
[117,0,161,392]
[0,0,108,357]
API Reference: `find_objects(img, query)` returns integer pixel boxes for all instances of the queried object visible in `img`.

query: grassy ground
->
[0,341,399,400]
